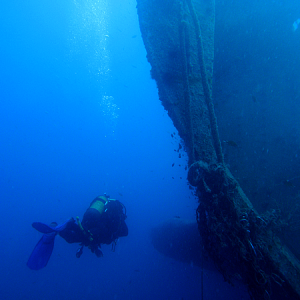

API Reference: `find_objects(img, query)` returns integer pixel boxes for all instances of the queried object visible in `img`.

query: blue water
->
[2,0,299,299]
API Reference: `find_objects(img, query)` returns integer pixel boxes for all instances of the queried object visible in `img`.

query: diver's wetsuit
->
[59,195,128,256]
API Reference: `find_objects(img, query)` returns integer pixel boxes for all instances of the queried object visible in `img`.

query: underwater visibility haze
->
[1,0,300,299]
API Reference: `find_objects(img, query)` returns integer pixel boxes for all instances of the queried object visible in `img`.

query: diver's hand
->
[76,245,84,258]
[95,247,103,257]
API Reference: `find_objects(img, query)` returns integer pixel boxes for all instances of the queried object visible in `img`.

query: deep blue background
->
[1,0,299,299]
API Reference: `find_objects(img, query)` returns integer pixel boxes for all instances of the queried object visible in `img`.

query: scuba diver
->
[27,194,128,270]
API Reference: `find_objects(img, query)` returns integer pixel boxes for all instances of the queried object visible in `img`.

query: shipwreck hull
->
[137,0,217,165]
[137,0,300,299]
